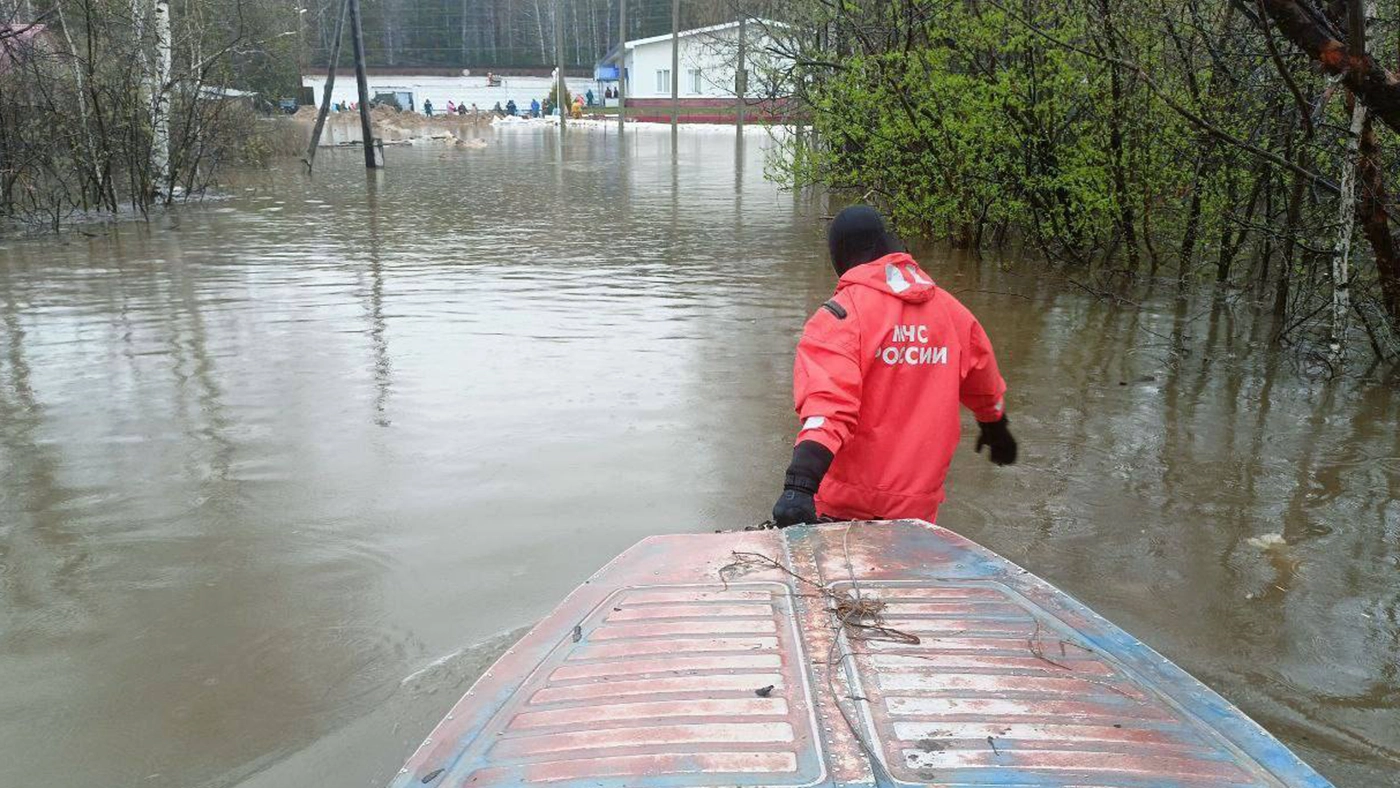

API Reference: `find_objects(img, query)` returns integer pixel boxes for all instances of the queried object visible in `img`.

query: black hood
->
[828,205,896,275]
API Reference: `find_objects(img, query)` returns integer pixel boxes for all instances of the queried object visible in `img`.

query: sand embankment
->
[291,104,494,147]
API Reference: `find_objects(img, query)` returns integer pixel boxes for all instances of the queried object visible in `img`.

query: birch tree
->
[150,0,173,200]
[0,0,306,229]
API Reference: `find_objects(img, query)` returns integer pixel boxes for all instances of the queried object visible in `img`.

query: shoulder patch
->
[819,299,848,320]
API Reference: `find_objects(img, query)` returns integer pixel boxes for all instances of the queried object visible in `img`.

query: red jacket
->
[792,252,1006,522]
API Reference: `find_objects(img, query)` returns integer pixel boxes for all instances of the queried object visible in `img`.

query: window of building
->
[689,68,703,94]
[656,69,670,93]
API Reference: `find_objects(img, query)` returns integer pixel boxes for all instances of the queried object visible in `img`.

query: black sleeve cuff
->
[783,441,834,492]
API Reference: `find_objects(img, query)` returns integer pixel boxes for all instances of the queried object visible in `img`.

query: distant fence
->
[622,97,799,124]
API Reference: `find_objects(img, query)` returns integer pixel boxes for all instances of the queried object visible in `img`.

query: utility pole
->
[347,0,378,168]
[735,15,746,131]
[555,0,567,134]
[617,0,626,134]
[306,0,349,170]
[670,0,679,130]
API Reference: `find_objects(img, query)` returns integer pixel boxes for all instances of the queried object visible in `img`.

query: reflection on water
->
[0,125,1396,787]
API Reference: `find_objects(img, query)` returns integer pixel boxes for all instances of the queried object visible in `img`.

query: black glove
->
[772,441,834,527]
[975,416,1017,466]
[772,488,816,528]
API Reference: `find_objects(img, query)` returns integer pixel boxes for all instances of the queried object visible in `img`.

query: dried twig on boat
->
[718,550,921,645]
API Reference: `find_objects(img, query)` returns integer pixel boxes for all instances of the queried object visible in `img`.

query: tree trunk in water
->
[1218,163,1269,283]
[1359,117,1400,326]
[1332,99,1366,360]
[306,0,349,170]
[1275,163,1305,328]
[150,0,172,203]
[1179,159,1204,277]
[1355,0,1400,329]
[1330,0,1370,360]
[55,2,100,205]
[1099,0,1138,270]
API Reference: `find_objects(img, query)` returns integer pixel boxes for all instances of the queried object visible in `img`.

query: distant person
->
[571,95,583,119]
[424,99,434,116]
[530,98,540,118]
[447,100,456,114]
[769,206,1016,528]
[506,99,517,116]
[470,103,479,115]
[585,88,595,106]
[457,102,467,116]
[492,101,503,115]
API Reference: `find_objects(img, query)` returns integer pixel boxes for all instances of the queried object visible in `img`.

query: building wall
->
[624,26,782,100]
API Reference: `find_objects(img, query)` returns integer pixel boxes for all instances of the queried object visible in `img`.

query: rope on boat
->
[716,529,914,786]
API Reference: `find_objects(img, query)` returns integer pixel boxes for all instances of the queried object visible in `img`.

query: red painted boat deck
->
[389,520,1332,787]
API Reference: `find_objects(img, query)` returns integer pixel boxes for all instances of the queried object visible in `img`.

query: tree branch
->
[1255,0,1315,137]
[1258,0,1400,135]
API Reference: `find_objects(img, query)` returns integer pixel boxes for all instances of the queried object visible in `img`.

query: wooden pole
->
[735,15,746,131]
[670,0,679,130]
[555,0,567,134]
[347,0,377,168]
[617,0,626,133]
[305,0,349,170]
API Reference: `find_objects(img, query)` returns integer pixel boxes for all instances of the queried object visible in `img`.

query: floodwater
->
[0,124,1396,788]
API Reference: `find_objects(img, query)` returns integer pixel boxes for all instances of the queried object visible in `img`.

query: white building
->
[605,20,788,103]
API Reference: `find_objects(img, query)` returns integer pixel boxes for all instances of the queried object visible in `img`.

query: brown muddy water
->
[0,125,1396,787]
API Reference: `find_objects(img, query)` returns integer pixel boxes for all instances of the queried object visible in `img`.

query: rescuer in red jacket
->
[772,206,1017,527]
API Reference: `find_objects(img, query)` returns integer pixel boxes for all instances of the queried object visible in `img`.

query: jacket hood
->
[835,253,937,303]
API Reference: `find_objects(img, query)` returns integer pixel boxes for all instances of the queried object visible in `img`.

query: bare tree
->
[0,0,304,231]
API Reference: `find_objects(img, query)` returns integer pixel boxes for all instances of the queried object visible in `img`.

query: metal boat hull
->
[390,520,1331,787]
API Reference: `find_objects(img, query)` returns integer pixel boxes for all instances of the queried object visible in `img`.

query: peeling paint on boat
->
[389,520,1333,787]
